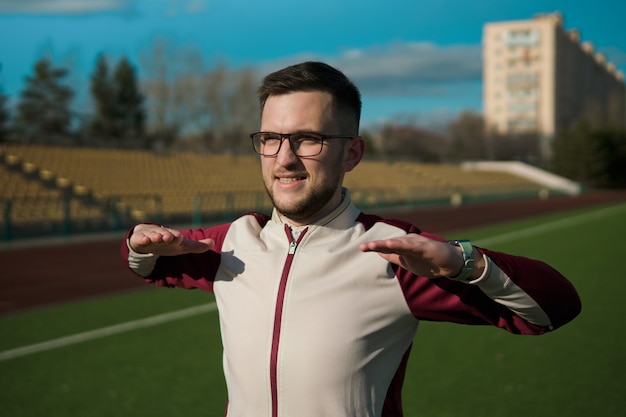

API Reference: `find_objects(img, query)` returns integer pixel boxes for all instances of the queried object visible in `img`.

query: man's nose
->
[275,137,299,165]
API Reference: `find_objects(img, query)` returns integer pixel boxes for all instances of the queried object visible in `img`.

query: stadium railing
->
[1,145,554,243]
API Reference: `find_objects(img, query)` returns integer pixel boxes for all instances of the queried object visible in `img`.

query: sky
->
[0,0,625,127]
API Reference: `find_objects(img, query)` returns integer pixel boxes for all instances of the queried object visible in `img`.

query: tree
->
[0,91,8,142]
[551,121,626,188]
[225,67,259,153]
[112,57,145,142]
[378,123,444,162]
[445,111,490,161]
[90,54,116,138]
[597,127,626,188]
[201,62,229,150]
[88,55,145,145]
[139,39,261,151]
[12,58,74,143]
[140,39,179,148]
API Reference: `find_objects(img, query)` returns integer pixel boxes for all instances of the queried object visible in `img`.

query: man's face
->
[259,91,363,225]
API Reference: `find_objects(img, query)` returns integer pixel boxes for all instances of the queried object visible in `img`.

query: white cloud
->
[258,41,483,98]
[163,0,208,17]
[335,42,482,96]
[0,0,132,15]
[598,46,626,74]
[184,0,208,14]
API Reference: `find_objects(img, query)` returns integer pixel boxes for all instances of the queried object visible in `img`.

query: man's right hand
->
[129,224,214,256]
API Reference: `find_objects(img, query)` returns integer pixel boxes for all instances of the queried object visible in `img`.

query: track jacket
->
[121,192,581,417]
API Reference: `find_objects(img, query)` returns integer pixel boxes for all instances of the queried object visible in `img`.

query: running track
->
[2,189,625,315]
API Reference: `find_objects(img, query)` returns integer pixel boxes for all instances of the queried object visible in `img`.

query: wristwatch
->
[447,240,474,281]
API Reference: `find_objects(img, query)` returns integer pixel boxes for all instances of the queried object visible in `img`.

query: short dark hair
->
[258,61,362,133]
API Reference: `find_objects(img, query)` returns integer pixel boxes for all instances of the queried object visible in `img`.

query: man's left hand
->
[359,234,483,279]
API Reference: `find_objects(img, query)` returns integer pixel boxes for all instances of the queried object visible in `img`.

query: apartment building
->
[483,12,625,139]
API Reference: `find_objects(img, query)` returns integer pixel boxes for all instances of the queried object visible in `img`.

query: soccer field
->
[1,202,625,417]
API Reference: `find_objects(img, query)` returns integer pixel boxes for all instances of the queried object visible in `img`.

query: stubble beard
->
[265,170,342,222]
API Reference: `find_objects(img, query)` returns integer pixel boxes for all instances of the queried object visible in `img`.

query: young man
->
[122,61,581,417]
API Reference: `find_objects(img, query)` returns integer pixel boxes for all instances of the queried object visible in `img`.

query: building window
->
[507,73,538,84]
[507,88,537,98]
[508,102,538,113]
[507,118,538,131]
[503,28,540,46]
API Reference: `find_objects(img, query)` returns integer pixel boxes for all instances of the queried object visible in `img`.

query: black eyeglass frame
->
[250,132,356,157]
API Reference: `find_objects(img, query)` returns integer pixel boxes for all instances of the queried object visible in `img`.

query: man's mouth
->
[277,176,306,183]
[276,172,307,183]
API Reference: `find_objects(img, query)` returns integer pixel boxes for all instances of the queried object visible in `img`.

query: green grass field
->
[1,202,625,417]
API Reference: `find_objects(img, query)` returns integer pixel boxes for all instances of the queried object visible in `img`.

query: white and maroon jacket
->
[122,193,581,417]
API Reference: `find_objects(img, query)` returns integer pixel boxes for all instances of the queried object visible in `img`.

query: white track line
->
[475,202,626,247]
[1,202,625,362]
[0,303,217,362]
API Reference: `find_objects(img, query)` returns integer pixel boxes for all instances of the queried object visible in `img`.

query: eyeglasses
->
[250,132,355,157]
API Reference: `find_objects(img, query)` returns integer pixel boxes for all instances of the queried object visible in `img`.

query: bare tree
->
[140,39,259,151]
[170,48,206,135]
[445,111,490,161]
[199,62,229,150]
[140,39,177,147]
[226,67,259,153]
[378,123,445,162]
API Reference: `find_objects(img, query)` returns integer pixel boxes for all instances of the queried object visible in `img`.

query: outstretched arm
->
[129,224,214,256]
[359,233,484,280]
[122,223,227,292]
[360,232,581,332]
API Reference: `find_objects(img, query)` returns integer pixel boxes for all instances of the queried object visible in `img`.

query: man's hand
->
[129,224,214,256]
[359,234,484,280]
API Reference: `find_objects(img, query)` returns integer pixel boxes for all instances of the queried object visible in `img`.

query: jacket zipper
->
[269,224,308,417]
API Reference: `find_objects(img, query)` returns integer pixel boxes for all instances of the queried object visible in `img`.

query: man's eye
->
[293,134,322,143]
[261,136,280,144]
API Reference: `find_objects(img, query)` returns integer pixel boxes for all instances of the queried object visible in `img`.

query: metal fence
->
[1,186,552,243]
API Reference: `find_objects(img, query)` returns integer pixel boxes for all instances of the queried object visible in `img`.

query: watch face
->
[447,239,474,281]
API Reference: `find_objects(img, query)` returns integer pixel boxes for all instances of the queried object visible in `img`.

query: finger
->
[359,239,420,255]
[130,233,152,247]
[359,240,410,266]
[180,238,215,254]
[152,227,181,243]
[374,252,404,266]
[359,240,394,252]
[130,227,181,252]
[130,230,166,249]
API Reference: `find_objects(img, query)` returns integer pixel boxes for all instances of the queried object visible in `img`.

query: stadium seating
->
[0,144,543,238]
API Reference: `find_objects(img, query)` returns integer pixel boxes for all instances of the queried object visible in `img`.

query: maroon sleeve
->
[478,248,581,330]
[120,222,231,293]
[357,215,581,335]
[398,232,581,334]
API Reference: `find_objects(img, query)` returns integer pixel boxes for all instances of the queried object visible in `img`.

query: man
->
[122,61,581,417]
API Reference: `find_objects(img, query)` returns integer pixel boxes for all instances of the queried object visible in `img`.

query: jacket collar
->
[271,188,360,230]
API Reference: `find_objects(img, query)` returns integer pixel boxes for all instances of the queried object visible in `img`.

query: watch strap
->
[447,239,474,281]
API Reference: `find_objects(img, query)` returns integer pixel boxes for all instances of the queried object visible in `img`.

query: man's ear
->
[344,136,365,173]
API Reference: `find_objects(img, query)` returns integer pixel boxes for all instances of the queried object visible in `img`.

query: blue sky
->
[0,0,625,127]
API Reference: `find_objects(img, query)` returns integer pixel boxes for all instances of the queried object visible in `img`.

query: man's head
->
[258,61,362,135]
[255,62,365,226]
